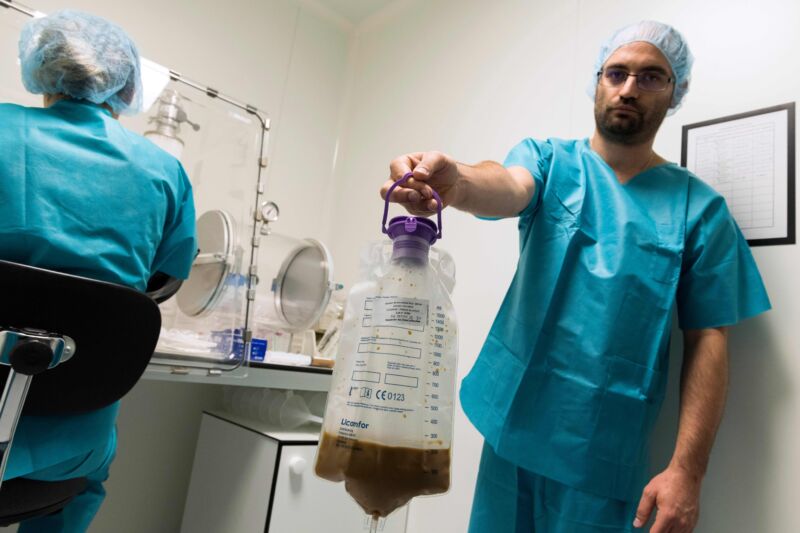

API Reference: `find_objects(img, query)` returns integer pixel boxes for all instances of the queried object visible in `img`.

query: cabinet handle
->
[289,456,307,475]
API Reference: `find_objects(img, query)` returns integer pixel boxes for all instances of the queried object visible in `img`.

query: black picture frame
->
[681,102,795,247]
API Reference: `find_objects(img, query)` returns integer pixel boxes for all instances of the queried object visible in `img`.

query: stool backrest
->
[0,260,161,415]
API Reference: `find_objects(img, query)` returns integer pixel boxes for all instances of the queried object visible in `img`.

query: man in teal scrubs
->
[382,21,770,533]
[0,10,197,532]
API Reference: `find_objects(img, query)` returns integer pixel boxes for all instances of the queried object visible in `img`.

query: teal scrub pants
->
[12,430,116,533]
[469,442,639,533]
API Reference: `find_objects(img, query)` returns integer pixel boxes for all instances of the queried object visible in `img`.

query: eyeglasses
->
[597,67,673,92]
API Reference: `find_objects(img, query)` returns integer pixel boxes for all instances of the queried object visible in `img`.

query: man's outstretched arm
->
[381,151,534,218]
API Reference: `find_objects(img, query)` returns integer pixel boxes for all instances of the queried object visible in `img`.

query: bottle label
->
[364,296,428,331]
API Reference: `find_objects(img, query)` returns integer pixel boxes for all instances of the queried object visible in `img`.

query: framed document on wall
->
[681,102,796,246]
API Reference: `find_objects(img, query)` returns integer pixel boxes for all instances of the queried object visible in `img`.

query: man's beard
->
[594,100,668,145]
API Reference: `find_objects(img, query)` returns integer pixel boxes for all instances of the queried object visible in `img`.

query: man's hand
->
[381,151,534,218]
[381,151,462,216]
[633,467,702,532]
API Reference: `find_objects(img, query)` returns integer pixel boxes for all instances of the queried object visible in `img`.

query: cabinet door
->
[268,444,408,533]
[181,414,278,533]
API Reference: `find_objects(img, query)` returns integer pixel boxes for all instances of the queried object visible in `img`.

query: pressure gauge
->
[260,201,280,223]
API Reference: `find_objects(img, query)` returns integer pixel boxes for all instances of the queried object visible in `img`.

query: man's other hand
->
[633,466,701,532]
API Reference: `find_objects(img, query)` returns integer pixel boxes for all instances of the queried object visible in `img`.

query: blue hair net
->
[589,21,694,113]
[19,10,142,115]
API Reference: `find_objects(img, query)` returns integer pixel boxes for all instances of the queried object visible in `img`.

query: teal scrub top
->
[460,137,771,502]
[0,99,197,478]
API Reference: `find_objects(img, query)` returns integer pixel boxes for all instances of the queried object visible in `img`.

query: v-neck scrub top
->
[460,137,771,501]
[0,99,197,480]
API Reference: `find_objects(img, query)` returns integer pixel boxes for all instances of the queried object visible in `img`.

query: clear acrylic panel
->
[125,81,266,372]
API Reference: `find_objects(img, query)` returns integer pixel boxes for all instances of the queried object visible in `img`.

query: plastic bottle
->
[315,175,458,525]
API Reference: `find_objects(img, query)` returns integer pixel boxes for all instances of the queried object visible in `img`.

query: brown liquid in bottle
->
[315,432,451,518]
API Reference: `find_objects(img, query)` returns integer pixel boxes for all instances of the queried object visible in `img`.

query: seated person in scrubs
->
[0,10,197,533]
[382,21,770,533]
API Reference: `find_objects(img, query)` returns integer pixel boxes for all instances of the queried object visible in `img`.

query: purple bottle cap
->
[386,216,439,244]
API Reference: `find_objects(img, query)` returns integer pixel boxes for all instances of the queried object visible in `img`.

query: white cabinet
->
[181,411,407,533]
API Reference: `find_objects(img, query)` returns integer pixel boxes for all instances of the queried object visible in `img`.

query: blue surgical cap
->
[589,21,694,113]
[19,10,142,115]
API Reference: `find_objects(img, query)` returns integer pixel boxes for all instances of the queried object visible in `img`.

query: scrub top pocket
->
[649,222,683,285]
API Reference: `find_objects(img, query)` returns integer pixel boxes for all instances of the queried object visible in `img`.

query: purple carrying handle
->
[382,172,443,238]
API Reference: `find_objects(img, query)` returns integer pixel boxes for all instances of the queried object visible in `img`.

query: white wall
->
[0,1,351,531]
[330,1,800,532]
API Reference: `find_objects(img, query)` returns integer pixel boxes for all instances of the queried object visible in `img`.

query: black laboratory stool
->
[0,260,161,526]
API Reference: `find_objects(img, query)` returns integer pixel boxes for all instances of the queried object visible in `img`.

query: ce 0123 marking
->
[375,390,405,402]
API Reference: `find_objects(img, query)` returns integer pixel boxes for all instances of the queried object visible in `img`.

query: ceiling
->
[314,0,396,25]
